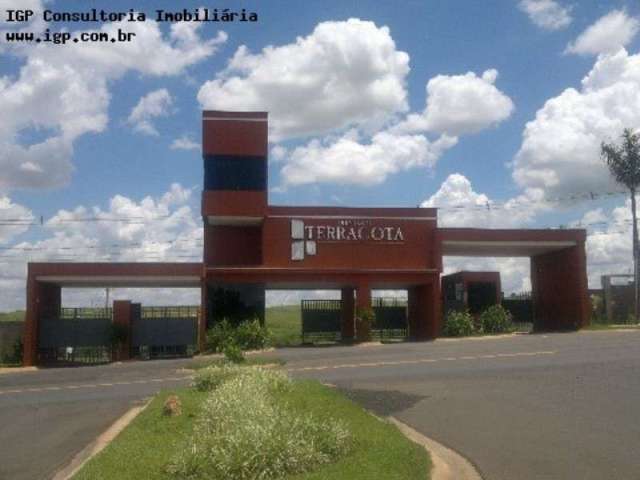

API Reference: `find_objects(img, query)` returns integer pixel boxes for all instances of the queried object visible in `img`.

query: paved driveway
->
[1,330,639,480]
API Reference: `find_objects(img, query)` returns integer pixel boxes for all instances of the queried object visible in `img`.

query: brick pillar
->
[340,287,355,342]
[355,282,372,342]
[408,280,440,341]
[112,300,132,361]
[424,281,441,339]
[408,286,420,340]
[199,278,208,352]
[23,278,61,366]
[23,275,38,366]
[531,244,590,331]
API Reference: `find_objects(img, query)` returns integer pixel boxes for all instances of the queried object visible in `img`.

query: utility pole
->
[632,188,639,323]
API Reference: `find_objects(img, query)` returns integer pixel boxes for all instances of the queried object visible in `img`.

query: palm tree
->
[601,129,640,321]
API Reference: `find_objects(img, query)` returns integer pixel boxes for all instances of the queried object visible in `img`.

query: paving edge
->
[52,399,151,480]
[388,417,483,480]
[0,366,38,375]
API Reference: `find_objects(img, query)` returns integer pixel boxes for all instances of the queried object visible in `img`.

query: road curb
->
[388,417,483,480]
[0,366,38,375]
[52,399,151,480]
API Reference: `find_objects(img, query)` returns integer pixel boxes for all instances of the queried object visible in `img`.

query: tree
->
[601,128,640,322]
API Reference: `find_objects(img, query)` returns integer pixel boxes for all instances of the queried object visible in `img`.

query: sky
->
[1,0,639,309]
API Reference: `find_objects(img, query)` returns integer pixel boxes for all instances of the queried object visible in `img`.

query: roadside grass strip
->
[187,355,285,371]
[73,365,431,480]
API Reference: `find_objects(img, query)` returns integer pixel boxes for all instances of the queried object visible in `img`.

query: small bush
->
[443,310,475,337]
[205,318,271,353]
[193,364,244,392]
[223,342,244,364]
[170,368,349,480]
[480,305,514,334]
[355,307,375,342]
[193,364,290,393]
[235,319,272,350]
[1,338,23,365]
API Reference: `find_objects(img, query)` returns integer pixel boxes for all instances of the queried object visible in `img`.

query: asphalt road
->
[0,359,194,480]
[1,330,639,480]
[280,330,640,480]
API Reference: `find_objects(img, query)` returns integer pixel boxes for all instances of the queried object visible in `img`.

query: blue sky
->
[1,0,640,308]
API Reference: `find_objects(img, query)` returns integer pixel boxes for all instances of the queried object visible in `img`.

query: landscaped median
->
[73,364,431,480]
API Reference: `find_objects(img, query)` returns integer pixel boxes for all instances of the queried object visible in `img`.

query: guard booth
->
[442,271,501,316]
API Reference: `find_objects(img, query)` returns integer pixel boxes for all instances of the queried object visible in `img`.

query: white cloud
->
[0,195,34,245]
[571,197,636,287]
[0,184,203,310]
[273,66,512,188]
[127,89,174,136]
[518,0,572,31]
[270,145,288,163]
[0,16,226,191]
[280,129,457,187]
[566,10,639,56]
[394,69,514,136]
[170,134,200,151]
[512,48,640,198]
[421,173,540,228]
[0,0,47,54]
[198,18,410,141]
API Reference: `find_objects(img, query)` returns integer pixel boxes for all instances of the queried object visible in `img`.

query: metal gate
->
[37,308,112,365]
[300,298,408,342]
[372,298,408,340]
[131,306,198,359]
[301,300,342,342]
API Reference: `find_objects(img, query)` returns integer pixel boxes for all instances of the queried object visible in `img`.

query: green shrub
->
[480,305,514,334]
[234,319,272,350]
[193,364,244,392]
[355,307,375,342]
[205,318,271,353]
[1,338,23,365]
[223,342,244,364]
[443,310,475,337]
[170,368,349,479]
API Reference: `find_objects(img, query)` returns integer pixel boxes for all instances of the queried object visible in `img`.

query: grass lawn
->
[73,379,430,480]
[266,304,302,346]
[585,323,640,330]
[0,311,24,322]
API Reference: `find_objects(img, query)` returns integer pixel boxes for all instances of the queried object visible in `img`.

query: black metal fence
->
[371,298,408,340]
[301,300,342,342]
[131,306,198,359]
[37,307,113,365]
[502,292,533,332]
[301,298,408,342]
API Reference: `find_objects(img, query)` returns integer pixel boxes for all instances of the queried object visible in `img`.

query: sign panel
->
[290,218,405,261]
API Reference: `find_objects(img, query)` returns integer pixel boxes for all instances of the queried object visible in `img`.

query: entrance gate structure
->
[23,111,591,366]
